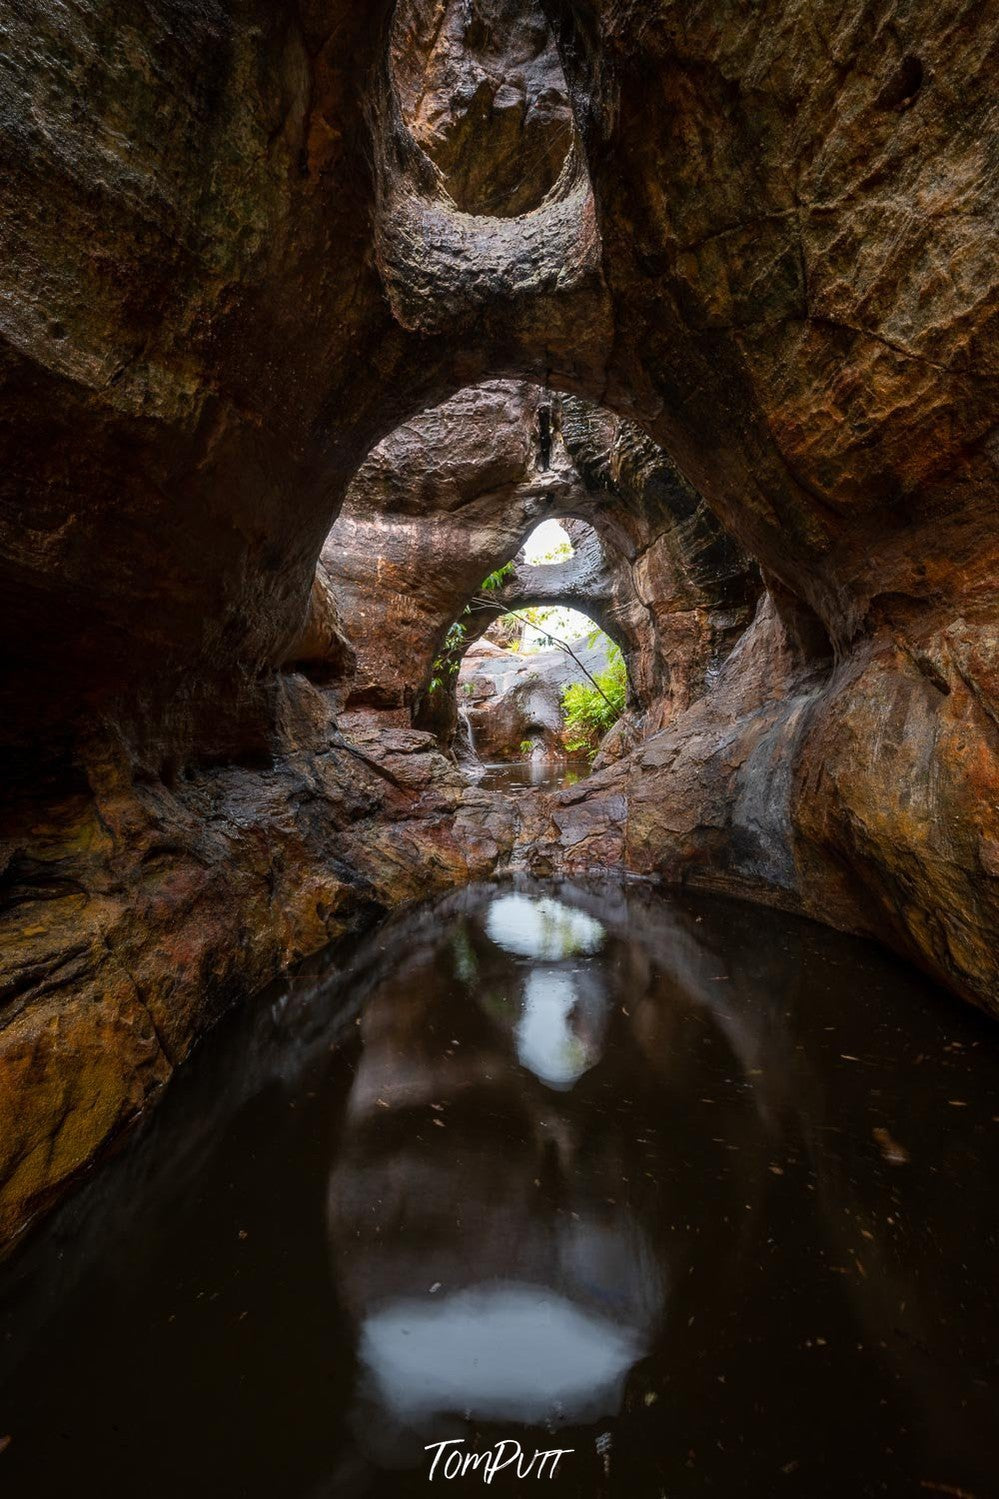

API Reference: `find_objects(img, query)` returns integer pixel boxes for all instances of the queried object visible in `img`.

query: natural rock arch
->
[311,382,758,749]
[0,0,996,1247]
[455,603,625,766]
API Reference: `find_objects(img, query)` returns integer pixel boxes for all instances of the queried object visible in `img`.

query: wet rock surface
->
[0,0,996,1242]
[321,379,756,744]
[459,634,612,762]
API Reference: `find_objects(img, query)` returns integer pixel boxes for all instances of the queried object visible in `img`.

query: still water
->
[477,761,587,792]
[1,880,997,1498]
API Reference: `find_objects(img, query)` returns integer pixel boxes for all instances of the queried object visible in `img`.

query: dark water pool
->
[1,880,997,1498]
[476,761,588,792]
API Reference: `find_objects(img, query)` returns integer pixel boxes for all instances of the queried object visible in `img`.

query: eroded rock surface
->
[459,633,613,762]
[320,380,756,743]
[391,0,574,216]
[0,0,996,1246]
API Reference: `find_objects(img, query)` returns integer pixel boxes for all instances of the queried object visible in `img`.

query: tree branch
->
[471,598,615,709]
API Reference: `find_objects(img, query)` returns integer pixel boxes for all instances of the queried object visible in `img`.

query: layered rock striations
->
[0,0,996,1245]
[319,379,757,744]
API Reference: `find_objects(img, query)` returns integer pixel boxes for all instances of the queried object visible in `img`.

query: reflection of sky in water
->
[359,1283,642,1427]
[347,890,653,1452]
[517,970,599,1089]
[485,895,606,960]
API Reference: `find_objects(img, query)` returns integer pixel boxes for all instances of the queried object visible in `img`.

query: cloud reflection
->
[359,1283,643,1427]
[485,894,606,960]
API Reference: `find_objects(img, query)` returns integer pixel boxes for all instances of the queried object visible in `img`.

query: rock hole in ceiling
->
[390,0,575,216]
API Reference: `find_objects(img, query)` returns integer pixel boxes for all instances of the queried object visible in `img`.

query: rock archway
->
[0,0,996,1245]
[456,607,621,767]
[312,381,758,752]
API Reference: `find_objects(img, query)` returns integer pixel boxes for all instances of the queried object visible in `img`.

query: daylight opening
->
[514,520,592,651]
[414,515,633,790]
[456,593,628,793]
[523,519,574,564]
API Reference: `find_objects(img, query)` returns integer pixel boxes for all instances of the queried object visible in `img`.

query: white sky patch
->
[522,518,572,564]
[523,607,593,648]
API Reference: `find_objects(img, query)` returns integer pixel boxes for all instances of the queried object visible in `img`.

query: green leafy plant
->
[428,563,517,696]
[561,647,627,758]
[480,561,515,592]
[495,604,565,655]
[428,618,467,696]
[531,539,572,564]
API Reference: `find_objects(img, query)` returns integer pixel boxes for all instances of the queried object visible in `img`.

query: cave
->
[0,0,997,1494]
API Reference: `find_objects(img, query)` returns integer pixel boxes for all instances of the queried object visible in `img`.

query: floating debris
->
[873,1127,910,1164]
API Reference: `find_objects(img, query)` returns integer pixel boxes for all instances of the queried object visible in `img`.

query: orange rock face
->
[0,0,996,1244]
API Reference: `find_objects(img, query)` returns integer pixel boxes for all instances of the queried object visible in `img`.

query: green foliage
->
[428,563,516,696]
[480,561,515,592]
[532,539,572,564]
[500,604,565,654]
[519,738,536,757]
[561,646,627,758]
[494,613,526,651]
[428,619,467,695]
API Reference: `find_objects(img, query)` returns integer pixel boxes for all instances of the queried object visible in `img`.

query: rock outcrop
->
[390,0,575,217]
[0,0,996,1246]
[459,633,614,762]
[319,380,757,743]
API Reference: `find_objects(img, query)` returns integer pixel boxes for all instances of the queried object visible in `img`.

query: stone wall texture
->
[0,0,995,1246]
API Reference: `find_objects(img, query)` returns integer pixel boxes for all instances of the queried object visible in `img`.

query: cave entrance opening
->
[459,603,627,793]
[456,605,627,797]
[523,518,574,563]
[410,514,633,791]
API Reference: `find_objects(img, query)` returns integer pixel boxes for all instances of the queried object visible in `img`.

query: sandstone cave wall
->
[0,0,996,1248]
[317,380,758,746]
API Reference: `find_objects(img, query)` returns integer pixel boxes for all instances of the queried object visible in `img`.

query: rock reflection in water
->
[476,760,587,792]
[0,880,998,1499]
[330,890,659,1465]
